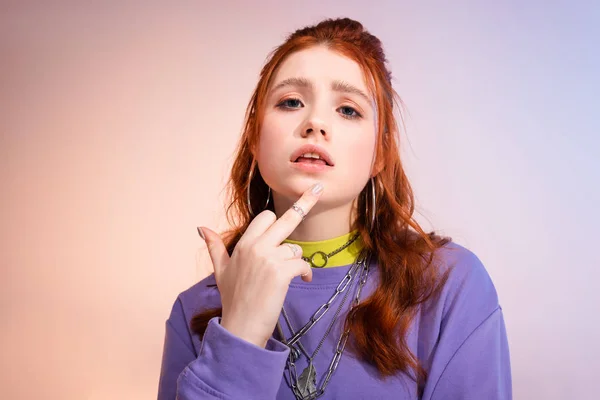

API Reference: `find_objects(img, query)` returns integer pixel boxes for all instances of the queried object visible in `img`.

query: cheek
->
[256,116,290,179]
[257,117,279,158]
[341,129,377,172]
[257,111,300,158]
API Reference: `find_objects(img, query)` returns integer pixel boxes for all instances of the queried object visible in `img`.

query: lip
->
[290,160,331,173]
[290,144,335,167]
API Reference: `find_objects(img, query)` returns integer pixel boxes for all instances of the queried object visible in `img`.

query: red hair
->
[190,18,451,389]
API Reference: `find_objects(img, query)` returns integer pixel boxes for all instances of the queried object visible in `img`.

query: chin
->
[271,178,322,201]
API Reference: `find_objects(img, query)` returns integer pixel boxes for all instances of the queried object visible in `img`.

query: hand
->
[198,182,324,348]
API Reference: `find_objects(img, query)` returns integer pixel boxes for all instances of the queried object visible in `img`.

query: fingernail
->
[197,227,205,241]
[302,261,311,276]
[311,182,324,195]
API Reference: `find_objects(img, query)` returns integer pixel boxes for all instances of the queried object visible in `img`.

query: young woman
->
[158,18,512,400]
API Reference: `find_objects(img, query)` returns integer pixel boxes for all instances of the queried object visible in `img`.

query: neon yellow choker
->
[283,230,364,268]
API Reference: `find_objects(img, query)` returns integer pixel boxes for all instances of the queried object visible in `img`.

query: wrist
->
[220,317,268,348]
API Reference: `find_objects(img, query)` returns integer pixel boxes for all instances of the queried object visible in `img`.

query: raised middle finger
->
[260,182,324,247]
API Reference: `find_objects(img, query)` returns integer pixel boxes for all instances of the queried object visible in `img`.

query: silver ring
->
[286,243,299,257]
[291,203,306,220]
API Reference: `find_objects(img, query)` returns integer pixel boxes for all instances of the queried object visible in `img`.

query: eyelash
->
[275,98,363,120]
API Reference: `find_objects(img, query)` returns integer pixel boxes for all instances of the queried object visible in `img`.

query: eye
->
[338,106,362,120]
[276,98,304,110]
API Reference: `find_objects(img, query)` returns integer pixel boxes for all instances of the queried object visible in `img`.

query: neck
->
[272,192,355,241]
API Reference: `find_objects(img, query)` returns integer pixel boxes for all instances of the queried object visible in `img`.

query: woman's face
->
[257,46,378,210]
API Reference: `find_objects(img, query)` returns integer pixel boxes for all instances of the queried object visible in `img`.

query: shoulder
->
[178,273,221,311]
[427,241,501,330]
[166,273,222,335]
[417,243,511,397]
[435,241,498,302]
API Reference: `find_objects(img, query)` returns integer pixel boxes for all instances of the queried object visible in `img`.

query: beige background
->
[2,1,599,399]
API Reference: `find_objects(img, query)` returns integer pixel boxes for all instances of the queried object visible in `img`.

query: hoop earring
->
[247,165,271,217]
[369,177,376,230]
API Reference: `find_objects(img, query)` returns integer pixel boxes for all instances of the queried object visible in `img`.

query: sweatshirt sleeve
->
[158,296,290,400]
[176,317,290,399]
[158,299,197,399]
[429,307,512,400]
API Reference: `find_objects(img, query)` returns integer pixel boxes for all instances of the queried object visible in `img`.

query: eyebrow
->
[270,77,371,104]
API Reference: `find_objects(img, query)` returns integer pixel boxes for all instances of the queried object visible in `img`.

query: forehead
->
[271,46,370,93]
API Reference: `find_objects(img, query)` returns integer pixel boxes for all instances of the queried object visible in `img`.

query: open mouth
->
[293,153,332,166]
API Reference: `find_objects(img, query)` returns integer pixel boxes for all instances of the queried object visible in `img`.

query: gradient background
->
[2,1,599,399]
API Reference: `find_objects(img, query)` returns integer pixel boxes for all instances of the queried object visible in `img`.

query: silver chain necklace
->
[276,253,371,400]
[282,261,356,364]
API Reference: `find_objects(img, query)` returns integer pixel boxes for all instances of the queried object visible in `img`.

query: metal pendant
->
[297,362,317,397]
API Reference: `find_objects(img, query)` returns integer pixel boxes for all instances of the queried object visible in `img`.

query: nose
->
[301,115,330,139]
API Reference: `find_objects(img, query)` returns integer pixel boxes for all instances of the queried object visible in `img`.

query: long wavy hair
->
[190,17,451,388]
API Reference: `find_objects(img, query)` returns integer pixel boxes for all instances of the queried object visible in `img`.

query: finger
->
[197,226,229,273]
[261,182,324,246]
[287,259,313,282]
[275,243,304,260]
[242,209,277,243]
[301,265,313,283]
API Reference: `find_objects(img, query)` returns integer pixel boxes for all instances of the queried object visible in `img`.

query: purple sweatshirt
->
[158,242,512,399]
